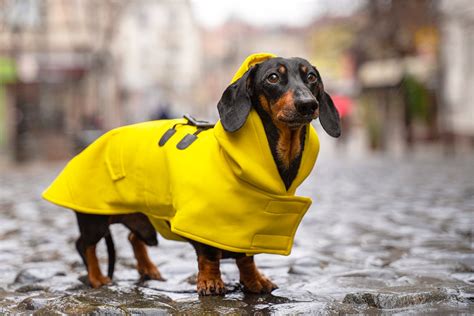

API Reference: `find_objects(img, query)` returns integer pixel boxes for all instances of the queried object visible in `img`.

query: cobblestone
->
[0,150,473,314]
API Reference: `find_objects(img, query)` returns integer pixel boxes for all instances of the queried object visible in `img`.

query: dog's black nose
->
[295,99,318,116]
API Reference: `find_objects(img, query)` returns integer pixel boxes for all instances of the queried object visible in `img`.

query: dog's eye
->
[267,73,280,84]
[307,73,317,83]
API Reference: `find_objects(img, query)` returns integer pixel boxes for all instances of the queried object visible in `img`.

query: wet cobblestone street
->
[0,150,473,314]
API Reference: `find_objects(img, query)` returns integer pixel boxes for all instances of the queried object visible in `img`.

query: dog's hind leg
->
[84,244,112,288]
[75,212,112,288]
[236,256,278,294]
[104,232,115,279]
[118,213,158,246]
[128,232,164,281]
[75,236,87,267]
[115,213,163,281]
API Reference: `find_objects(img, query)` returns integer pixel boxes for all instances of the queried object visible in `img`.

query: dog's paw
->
[241,274,278,294]
[139,266,166,282]
[197,276,226,296]
[89,275,111,288]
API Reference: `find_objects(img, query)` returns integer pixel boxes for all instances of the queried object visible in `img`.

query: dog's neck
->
[253,105,306,190]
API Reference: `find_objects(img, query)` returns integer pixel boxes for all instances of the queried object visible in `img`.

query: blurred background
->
[0,0,473,162]
[0,2,473,313]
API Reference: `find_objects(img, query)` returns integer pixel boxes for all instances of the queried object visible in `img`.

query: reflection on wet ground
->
[1,152,473,314]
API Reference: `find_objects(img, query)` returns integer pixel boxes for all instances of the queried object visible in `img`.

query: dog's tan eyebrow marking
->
[300,65,308,73]
[278,65,286,74]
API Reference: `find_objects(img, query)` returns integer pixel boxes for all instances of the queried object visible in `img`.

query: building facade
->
[0,0,201,162]
[113,0,201,122]
[440,0,474,138]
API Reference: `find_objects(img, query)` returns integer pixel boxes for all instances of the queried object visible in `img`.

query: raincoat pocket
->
[251,234,291,251]
[249,199,311,254]
[265,200,309,214]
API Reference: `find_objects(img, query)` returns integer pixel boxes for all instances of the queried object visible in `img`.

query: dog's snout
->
[295,98,318,116]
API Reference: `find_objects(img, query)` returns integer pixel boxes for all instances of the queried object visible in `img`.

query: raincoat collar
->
[214,110,318,195]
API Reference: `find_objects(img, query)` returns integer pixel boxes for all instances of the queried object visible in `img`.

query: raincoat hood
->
[42,53,320,255]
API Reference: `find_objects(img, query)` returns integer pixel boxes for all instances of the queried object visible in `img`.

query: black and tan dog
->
[46,55,340,295]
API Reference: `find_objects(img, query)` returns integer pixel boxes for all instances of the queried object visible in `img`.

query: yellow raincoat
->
[42,53,320,255]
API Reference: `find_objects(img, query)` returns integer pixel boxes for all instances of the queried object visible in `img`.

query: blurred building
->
[353,0,441,152]
[439,0,474,143]
[0,0,201,162]
[307,15,362,94]
[1,0,471,162]
[0,0,124,161]
[113,0,201,123]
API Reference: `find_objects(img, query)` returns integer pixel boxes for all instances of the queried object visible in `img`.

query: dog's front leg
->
[236,256,278,294]
[194,245,226,295]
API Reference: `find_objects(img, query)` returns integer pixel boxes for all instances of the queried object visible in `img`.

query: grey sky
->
[190,0,365,28]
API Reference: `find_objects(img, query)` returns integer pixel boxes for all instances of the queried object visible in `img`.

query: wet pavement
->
[0,149,473,314]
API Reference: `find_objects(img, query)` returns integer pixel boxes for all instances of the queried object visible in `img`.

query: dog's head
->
[217,57,341,137]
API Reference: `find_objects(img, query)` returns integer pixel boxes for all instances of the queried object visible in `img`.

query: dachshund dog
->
[69,56,340,294]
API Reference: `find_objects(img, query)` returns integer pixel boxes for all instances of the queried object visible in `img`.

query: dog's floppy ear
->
[217,67,255,132]
[319,91,341,138]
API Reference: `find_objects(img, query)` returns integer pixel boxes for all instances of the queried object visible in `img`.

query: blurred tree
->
[309,21,358,83]
[353,0,440,151]
[401,74,430,146]
[353,0,440,64]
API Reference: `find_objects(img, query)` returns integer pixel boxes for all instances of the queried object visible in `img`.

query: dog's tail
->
[105,232,116,279]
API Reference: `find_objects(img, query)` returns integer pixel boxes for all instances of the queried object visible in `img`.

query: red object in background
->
[330,95,353,118]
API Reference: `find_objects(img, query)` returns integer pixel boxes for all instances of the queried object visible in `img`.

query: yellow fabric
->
[42,53,320,255]
[230,52,277,84]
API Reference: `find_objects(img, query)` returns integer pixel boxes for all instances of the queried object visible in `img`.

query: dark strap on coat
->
[158,114,215,149]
